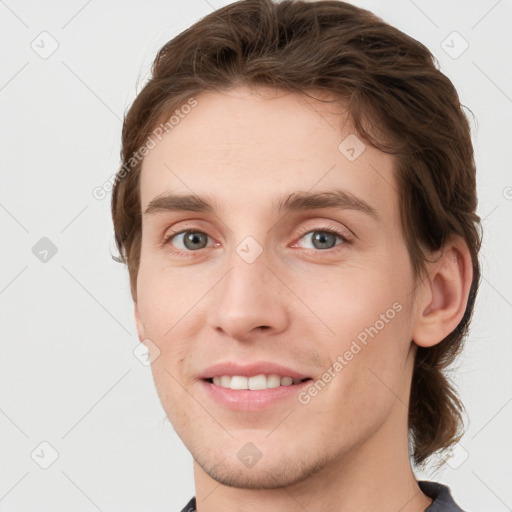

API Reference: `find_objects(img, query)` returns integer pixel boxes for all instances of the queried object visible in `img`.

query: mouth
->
[198,361,314,410]
[203,374,313,390]
[200,375,314,411]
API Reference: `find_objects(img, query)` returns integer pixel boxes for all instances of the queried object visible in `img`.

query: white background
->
[0,0,511,510]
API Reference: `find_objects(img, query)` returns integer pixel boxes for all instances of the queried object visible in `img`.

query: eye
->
[162,223,351,257]
[164,230,214,252]
[294,225,350,251]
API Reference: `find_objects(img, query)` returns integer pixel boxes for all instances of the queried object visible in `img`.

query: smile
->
[208,374,311,390]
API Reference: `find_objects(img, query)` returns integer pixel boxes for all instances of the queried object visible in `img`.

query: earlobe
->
[134,302,146,343]
[412,236,473,348]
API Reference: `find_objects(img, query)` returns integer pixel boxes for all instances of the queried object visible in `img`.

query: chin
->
[196,448,327,490]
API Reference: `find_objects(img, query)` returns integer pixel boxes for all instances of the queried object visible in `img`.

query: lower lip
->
[199,379,312,411]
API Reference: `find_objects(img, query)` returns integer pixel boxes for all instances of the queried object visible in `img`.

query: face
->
[135,85,419,489]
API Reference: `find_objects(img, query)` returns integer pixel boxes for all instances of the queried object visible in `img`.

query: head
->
[111,0,481,482]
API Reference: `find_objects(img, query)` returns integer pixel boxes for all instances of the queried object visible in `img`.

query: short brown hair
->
[111,0,482,467]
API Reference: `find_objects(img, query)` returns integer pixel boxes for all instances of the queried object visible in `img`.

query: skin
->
[134,85,473,512]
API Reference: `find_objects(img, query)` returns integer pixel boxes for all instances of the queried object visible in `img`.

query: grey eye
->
[173,231,209,250]
[300,230,341,250]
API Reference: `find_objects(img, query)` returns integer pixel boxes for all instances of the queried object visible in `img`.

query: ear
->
[412,235,473,348]
[134,301,146,343]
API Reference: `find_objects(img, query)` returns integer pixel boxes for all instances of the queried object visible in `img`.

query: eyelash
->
[163,223,351,257]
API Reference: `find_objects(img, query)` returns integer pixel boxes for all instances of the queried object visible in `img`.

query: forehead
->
[139,86,398,222]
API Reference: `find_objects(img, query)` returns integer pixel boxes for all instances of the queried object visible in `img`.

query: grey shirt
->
[179,480,465,511]
[420,480,466,511]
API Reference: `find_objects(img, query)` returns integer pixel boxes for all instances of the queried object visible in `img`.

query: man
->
[111,1,481,510]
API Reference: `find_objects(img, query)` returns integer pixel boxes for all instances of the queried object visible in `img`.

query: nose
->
[208,247,289,342]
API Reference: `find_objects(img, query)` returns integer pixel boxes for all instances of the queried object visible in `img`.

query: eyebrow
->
[143,189,379,220]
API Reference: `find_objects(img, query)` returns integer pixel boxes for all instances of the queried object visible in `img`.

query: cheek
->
[136,261,203,375]
[308,305,413,436]
[303,254,414,393]
[135,256,197,337]
[297,257,410,340]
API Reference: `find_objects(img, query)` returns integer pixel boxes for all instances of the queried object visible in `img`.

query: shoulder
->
[179,485,466,512]
[179,496,196,512]
[419,480,466,512]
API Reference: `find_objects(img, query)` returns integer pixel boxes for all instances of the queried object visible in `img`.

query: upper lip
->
[198,361,311,380]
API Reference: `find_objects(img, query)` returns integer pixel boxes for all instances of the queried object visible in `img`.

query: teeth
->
[230,376,248,390]
[281,376,293,386]
[248,374,267,390]
[266,375,281,388]
[211,374,304,390]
